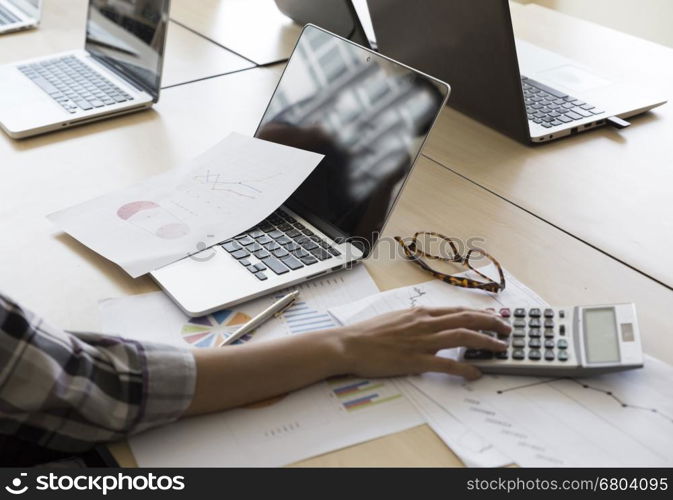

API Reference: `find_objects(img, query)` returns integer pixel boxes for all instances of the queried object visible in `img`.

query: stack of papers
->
[100,262,673,467]
[99,266,424,467]
[330,270,673,467]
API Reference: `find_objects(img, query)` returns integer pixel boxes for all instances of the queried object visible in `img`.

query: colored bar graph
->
[343,394,378,409]
[333,380,372,395]
[327,376,403,412]
[342,394,402,411]
[282,301,337,334]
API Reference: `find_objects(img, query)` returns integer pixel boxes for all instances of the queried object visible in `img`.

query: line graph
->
[192,170,283,198]
[495,377,673,425]
[408,287,427,307]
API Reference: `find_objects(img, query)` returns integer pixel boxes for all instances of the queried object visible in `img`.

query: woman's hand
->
[187,306,510,415]
[334,306,511,381]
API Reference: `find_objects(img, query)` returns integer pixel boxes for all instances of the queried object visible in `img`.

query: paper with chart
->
[99,266,424,466]
[330,269,673,466]
[329,267,545,466]
[48,133,324,277]
[411,356,673,467]
[396,379,512,467]
[99,265,377,349]
[329,267,546,326]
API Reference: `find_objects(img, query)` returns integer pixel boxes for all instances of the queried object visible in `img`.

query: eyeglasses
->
[394,231,506,292]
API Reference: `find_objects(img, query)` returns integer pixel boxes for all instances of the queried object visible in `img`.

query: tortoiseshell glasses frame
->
[394,231,506,293]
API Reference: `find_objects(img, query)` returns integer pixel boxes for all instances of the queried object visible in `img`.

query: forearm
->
[184,306,512,416]
[185,329,347,416]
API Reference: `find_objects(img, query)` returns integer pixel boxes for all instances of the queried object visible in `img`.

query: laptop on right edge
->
[367,0,667,143]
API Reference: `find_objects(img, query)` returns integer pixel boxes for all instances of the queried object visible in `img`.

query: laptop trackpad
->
[537,64,612,93]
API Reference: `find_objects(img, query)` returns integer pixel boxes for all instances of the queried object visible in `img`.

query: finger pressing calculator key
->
[461,304,644,377]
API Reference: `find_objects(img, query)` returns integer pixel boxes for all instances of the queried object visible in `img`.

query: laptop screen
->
[84,0,170,101]
[256,25,448,256]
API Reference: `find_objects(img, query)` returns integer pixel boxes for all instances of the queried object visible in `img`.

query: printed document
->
[49,133,323,277]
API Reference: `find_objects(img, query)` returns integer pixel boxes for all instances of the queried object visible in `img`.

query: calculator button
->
[528,308,541,318]
[512,349,525,360]
[495,350,508,360]
[557,339,568,349]
[499,308,511,318]
[512,328,526,337]
[544,308,554,318]
[528,328,541,338]
[513,319,526,328]
[558,351,569,362]
[464,349,494,360]
[512,338,526,348]
[544,339,555,349]
[514,308,526,318]
[544,328,555,338]
[528,349,542,361]
[544,350,555,361]
[544,318,555,328]
[528,318,541,328]
[528,338,541,348]
[559,324,566,335]
[559,310,566,318]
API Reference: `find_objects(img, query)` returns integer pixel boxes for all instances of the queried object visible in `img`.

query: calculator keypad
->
[464,306,573,367]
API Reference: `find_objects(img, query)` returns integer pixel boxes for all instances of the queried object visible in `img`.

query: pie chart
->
[181,309,252,348]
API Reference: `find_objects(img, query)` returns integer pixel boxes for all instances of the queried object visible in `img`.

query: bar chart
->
[328,376,403,412]
[280,300,338,335]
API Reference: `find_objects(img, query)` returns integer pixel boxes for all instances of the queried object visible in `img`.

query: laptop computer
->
[367,0,667,143]
[0,0,40,34]
[0,0,170,139]
[152,24,450,316]
[274,0,373,49]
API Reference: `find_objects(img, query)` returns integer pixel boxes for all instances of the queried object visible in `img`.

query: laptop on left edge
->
[0,0,170,139]
[0,0,41,34]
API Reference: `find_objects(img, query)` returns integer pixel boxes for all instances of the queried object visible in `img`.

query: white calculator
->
[460,303,644,376]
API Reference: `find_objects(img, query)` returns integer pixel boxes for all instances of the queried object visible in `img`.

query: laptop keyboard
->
[0,3,20,25]
[221,209,342,281]
[17,55,133,114]
[522,76,603,128]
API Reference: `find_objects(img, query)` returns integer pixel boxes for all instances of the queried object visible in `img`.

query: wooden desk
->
[0,66,282,331]
[0,0,254,88]
[424,3,673,289]
[170,0,300,65]
[4,67,672,466]
[3,3,673,468]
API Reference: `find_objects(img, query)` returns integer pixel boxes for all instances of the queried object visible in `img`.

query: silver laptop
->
[0,0,170,139]
[0,0,40,34]
[153,24,450,316]
[367,0,667,144]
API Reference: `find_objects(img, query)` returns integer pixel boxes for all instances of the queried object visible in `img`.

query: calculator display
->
[583,307,620,364]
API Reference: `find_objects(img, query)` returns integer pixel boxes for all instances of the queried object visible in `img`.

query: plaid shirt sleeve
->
[0,293,196,453]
